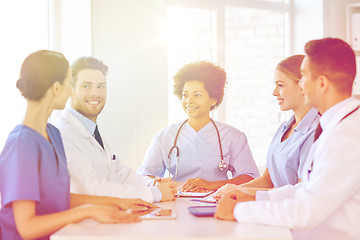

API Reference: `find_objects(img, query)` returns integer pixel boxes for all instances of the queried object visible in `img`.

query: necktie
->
[313,123,322,142]
[94,125,104,149]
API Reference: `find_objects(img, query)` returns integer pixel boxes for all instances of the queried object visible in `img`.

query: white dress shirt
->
[233,97,360,240]
[55,107,161,202]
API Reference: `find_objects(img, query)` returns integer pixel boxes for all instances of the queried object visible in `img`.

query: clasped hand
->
[153,177,178,201]
[181,177,216,192]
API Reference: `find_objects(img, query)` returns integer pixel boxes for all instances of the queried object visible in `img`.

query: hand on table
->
[181,177,217,192]
[213,183,240,199]
[111,198,158,211]
[156,181,178,201]
[214,189,256,221]
[81,204,141,223]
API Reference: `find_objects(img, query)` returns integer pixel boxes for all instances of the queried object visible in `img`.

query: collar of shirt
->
[68,106,97,136]
[282,108,319,135]
[282,114,295,133]
[294,108,320,135]
[319,97,356,133]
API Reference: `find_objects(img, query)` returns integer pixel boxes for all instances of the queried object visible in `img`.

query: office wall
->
[323,0,360,39]
[91,0,168,170]
[292,0,324,54]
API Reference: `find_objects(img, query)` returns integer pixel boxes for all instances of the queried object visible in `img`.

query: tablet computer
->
[187,205,217,217]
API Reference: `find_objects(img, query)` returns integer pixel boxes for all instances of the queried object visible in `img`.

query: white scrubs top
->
[137,120,259,182]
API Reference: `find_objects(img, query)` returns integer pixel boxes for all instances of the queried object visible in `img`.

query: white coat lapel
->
[62,109,105,151]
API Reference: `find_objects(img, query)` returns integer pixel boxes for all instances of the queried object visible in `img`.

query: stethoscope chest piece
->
[218,159,227,171]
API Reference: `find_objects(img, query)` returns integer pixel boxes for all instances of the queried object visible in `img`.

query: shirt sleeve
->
[0,136,41,207]
[255,190,270,201]
[62,138,156,203]
[137,133,166,177]
[229,132,259,178]
[234,132,360,230]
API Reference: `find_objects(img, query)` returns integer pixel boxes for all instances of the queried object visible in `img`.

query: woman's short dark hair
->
[173,61,226,110]
[71,56,108,86]
[16,50,69,101]
[276,55,305,82]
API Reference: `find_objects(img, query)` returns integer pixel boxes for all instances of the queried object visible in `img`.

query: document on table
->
[175,190,216,198]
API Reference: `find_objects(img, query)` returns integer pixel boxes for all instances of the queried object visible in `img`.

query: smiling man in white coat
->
[215,38,360,240]
[55,56,176,203]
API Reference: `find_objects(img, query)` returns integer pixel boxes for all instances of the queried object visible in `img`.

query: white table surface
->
[51,198,292,240]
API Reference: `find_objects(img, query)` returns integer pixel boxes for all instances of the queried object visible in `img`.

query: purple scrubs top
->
[266,108,320,188]
[0,124,70,240]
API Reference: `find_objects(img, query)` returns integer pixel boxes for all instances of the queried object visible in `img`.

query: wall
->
[323,0,360,39]
[91,0,168,170]
[292,0,324,54]
[323,0,360,99]
[89,0,360,171]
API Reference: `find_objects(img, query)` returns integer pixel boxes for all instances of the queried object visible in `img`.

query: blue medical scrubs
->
[266,108,320,188]
[0,124,70,240]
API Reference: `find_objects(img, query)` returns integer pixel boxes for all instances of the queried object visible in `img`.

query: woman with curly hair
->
[138,61,259,192]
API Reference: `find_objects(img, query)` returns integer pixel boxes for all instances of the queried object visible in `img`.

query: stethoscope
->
[167,118,226,180]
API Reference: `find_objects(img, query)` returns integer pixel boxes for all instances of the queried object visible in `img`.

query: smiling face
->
[273,69,304,112]
[71,69,106,122]
[299,56,320,109]
[181,80,217,120]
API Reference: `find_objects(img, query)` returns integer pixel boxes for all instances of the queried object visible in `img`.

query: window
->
[0,0,49,148]
[0,0,91,148]
[224,5,287,169]
[166,0,291,169]
[167,6,216,124]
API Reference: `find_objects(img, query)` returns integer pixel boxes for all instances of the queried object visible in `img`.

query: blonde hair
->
[276,55,305,82]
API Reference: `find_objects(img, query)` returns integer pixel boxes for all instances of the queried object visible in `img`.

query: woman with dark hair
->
[0,50,156,240]
[138,61,259,192]
[214,55,320,200]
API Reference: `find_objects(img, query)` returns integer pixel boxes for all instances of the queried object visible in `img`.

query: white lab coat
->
[137,120,259,182]
[233,98,360,240]
[55,108,156,202]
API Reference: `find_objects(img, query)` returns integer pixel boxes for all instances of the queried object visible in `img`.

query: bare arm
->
[70,193,158,210]
[13,199,139,240]
[181,174,254,192]
[237,169,274,188]
[212,169,274,199]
